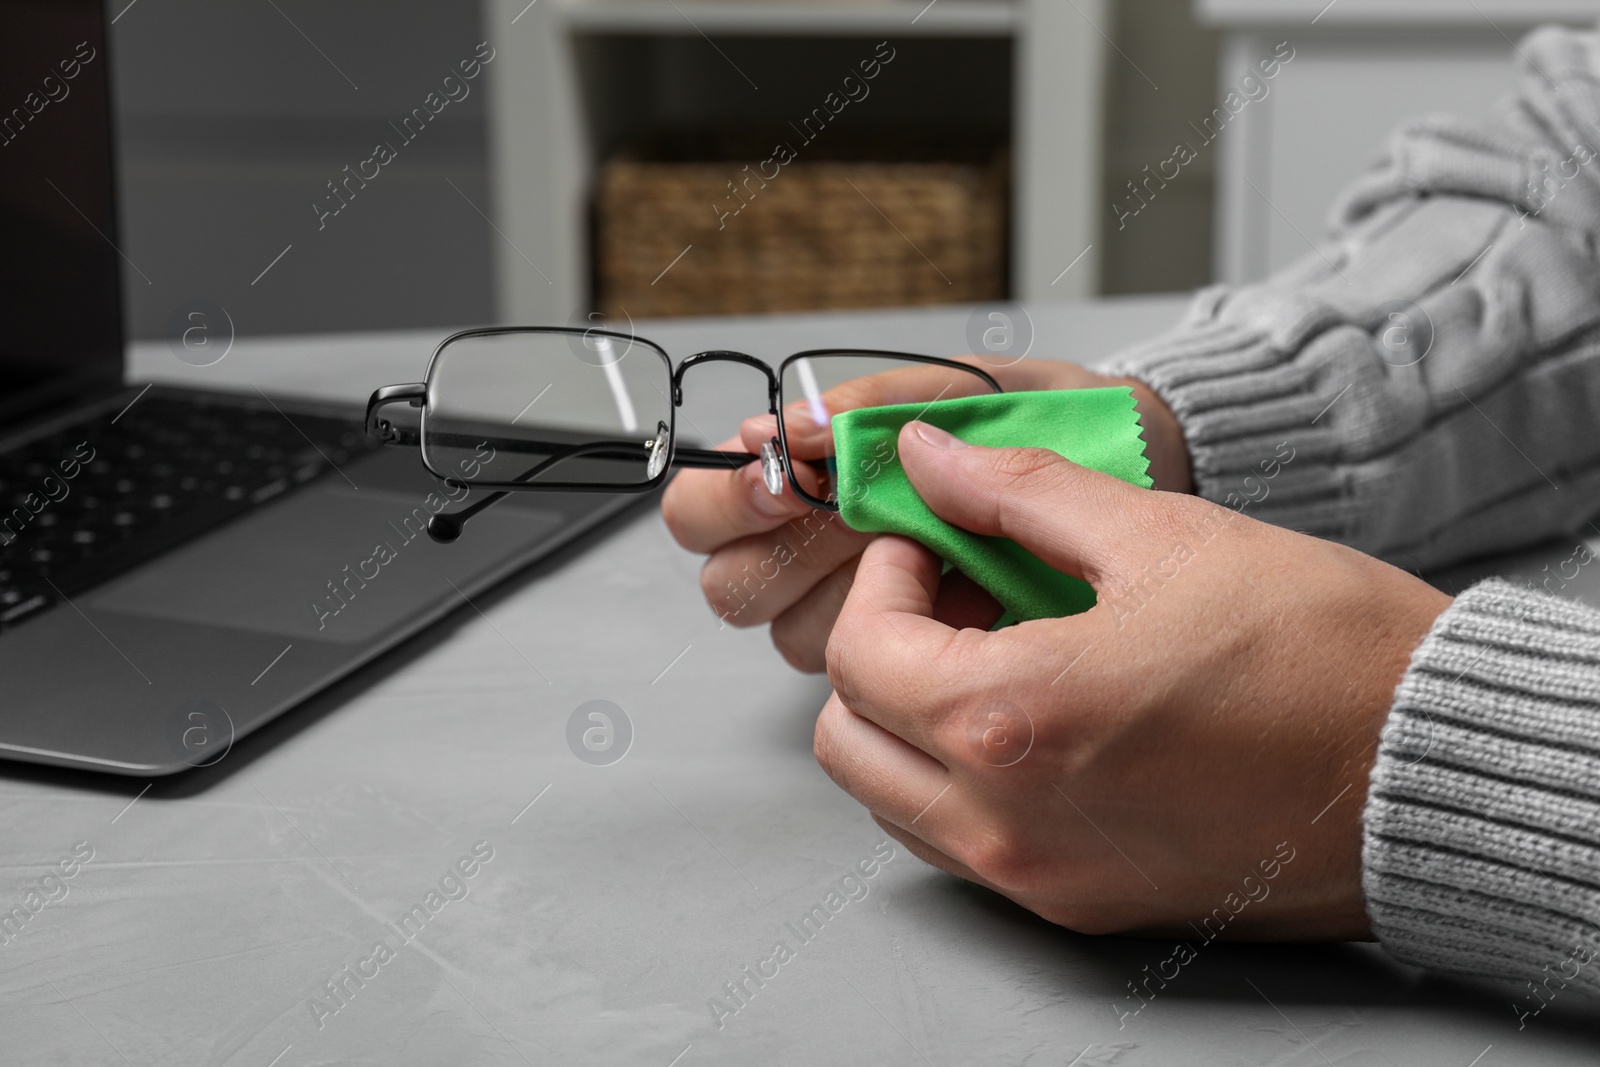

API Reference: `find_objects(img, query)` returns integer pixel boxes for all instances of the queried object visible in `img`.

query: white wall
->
[109,0,496,340]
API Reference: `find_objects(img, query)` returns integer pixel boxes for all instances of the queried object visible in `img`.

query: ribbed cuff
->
[1364,579,1600,1004]
[1097,287,1386,542]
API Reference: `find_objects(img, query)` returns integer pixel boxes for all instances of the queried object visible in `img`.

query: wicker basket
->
[594,149,1007,318]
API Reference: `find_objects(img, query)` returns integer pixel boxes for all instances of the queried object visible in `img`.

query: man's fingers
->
[931,569,1006,632]
[737,413,786,456]
[826,536,972,756]
[769,556,862,673]
[765,557,1003,676]
[661,436,830,554]
[815,695,1012,893]
[813,693,1006,897]
[897,420,1154,586]
[700,515,871,628]
[813,692,949,814]
[870,814,998,893]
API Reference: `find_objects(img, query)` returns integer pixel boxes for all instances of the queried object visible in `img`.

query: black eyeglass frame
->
[366,325,1002,538]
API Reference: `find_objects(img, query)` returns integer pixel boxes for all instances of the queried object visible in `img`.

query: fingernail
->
[912,421,970,450]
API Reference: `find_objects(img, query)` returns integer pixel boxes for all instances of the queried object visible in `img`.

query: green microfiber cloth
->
[831,387,1153,622]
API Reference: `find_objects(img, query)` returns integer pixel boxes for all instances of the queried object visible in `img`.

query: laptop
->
[0,0,634,775]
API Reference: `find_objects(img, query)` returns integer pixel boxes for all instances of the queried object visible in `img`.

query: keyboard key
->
[0,594,49,624]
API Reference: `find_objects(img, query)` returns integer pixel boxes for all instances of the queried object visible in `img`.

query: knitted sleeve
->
[1099,25,1600,571]
[1364,578,1600,1010]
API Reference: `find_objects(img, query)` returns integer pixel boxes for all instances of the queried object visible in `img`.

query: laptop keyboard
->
[0,391,375,631]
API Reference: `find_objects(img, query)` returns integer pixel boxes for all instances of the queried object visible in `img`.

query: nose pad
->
[647,421,670,479]
[759,438,786,495]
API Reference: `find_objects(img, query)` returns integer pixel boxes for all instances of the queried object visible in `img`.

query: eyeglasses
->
[365,326,1002,542]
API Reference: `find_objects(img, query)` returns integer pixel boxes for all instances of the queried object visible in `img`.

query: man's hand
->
[814,420,1451,940]
[661,359,1191,672]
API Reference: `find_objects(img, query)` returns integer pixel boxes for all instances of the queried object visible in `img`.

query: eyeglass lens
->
[422,330,674,489]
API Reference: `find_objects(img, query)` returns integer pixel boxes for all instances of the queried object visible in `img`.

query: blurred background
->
[108,0,1588,342]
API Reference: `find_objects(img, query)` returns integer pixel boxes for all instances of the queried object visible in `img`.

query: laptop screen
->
[0,0,122,425]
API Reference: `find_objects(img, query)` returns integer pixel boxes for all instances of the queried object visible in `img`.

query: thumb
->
[897,420,1151,586]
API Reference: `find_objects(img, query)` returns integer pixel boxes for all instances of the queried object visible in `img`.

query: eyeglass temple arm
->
[673,446,759,469]
[424,447,743,543]
[428,446,836,543]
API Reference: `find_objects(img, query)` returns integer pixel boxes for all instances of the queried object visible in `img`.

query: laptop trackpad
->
[90,487,562,643]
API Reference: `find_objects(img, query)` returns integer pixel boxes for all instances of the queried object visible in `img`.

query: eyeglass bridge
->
[671,351,779,408]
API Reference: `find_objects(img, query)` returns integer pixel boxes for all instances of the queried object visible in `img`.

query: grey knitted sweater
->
[1102,26,1600,998]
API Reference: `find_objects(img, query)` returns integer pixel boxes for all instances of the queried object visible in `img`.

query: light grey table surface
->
[5,296,1595,1065]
